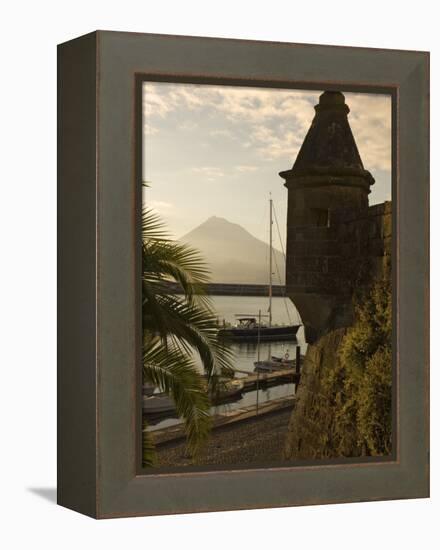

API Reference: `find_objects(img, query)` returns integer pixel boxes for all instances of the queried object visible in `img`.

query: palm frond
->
[143,290,235,383]
[141,207,171,241]
[143,338,212,453]
[141,206,236,462]
[141,208,212,300]
[142,240,210,300]
[142,416,157,467]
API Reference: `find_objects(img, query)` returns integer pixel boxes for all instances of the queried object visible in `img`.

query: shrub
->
[338,273,392,455]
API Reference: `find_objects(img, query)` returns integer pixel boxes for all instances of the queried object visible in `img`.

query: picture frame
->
[57,30,429,518]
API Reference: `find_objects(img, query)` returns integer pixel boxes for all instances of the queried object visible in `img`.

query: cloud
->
[345,92,392,172]
[178,120,198,131]
[192,166,225,181]
[143,88,175,118]
[209,129,235,139]
[236,165,259,173]
[143,83,391,176]
[250,124,303,162]
[143,81,317,124]
[143,122,159,135]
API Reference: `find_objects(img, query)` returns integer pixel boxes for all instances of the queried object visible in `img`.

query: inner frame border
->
[134,73,399,478]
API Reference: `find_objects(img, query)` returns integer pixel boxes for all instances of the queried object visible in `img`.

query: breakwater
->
[163,282,286,297]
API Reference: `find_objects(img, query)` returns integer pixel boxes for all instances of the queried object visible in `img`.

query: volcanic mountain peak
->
[180,217,285,285]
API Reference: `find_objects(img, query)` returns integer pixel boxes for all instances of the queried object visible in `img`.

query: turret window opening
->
[310,208,330,228]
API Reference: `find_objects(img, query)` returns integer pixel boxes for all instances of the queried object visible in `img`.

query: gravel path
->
[156,409,292,467]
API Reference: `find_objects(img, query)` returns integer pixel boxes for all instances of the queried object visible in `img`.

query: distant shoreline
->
[163,281,286,297]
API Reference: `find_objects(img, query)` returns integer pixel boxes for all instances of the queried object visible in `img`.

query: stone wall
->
[284,329,348,459]
[335,200,392,283]
[286,200,392,342]
[283,201,392,460]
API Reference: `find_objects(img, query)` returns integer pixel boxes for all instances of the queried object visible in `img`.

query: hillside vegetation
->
[284,273,392,459]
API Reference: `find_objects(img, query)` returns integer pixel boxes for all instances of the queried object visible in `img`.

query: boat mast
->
[269,194,273,327]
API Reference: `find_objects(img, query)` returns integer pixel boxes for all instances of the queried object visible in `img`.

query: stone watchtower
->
[280,91,375,343]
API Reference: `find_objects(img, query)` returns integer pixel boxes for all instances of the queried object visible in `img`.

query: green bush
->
[284,269,392,460]
[338,273,392,456]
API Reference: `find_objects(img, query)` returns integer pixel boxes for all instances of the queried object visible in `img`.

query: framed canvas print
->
[57,31,429,518]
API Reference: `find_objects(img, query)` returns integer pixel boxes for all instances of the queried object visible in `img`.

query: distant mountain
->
[180,216,285,285]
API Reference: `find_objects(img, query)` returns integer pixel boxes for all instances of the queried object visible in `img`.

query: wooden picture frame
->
[57,30,429,518]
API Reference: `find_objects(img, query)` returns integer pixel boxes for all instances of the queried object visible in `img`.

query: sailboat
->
[218,196,301,343]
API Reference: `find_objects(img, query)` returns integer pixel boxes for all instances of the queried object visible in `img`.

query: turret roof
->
[280,91,374,187]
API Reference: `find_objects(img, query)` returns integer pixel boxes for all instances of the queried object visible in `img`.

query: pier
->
[163,281,287,297]
[146,360,303,454]
[143,368,299,416]
[152,395,296,447]
[236,368,299,392]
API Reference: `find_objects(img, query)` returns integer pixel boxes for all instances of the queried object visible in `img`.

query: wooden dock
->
[236,368,299,392]
[150,395,296,447]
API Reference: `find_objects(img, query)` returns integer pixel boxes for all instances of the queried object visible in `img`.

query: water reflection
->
[147,296,304,431]
[229,340,299,374]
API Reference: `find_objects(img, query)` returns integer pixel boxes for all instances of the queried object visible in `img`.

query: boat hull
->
[219,324,300,342]
[143,394,176,414]
[143,380,245,416]
[254,361,294,373]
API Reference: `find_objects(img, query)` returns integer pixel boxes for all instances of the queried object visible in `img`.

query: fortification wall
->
[284,201,392,460]
[286,200,392,341]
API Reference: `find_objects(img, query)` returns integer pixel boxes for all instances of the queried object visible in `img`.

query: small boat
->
[143,393,176,415]
[143,379,245,415]
[142,383,156,396]
[271,354,295,364]
[254,353,296,373]
[254,360,293,373]
[211,378,244,404]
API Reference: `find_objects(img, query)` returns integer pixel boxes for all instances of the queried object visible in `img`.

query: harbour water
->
[147,295,305,431]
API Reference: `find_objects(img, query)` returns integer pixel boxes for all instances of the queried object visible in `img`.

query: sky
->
[142,82,392,245]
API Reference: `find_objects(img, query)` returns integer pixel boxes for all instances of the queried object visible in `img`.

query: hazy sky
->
[142,83,391,244]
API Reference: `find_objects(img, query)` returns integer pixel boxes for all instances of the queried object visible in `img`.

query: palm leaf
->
[143,338,212,453]
[141,204,235,461]
[141,207,171,241]
[142,416,157,467]
[142,241,210,302]
[143,290,234,382]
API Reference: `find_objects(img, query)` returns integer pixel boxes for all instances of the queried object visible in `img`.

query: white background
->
[0,1,437,547]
